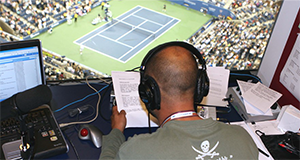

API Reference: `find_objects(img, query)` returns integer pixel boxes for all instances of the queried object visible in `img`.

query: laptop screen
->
[0,39,45,102]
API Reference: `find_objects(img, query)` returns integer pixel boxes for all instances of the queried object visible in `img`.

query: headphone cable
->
[125,66,140,72]
[148,111,152,134]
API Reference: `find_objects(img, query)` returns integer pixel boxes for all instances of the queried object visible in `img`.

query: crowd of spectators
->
[0,31,19,42]
[1,0,281,78]
[188,0,280,70]
[0,7,38,38]
[0,0,108,81]
[230,0,279,20]
[0,0,99,38]
[43,52,103,81]
[207,0,228,8]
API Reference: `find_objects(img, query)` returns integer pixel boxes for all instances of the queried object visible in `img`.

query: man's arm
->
[99,106,127,159]
[99,129,125,159]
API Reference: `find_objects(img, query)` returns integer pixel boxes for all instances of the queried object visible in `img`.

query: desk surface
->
[49,83,112,159]
[47,82,244,159]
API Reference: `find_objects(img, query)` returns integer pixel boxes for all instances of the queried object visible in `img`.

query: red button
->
[80,128,89,137]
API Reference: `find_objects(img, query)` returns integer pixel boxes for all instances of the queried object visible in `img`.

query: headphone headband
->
[138,41,209,112]
[140,41,206,73]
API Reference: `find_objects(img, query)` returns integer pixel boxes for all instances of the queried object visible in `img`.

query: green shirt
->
[100,118,258,160]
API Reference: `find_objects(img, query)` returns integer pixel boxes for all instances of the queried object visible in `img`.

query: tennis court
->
[74,6,180,63]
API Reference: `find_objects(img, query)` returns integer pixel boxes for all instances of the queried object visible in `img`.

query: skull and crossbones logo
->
[192,140,220,160]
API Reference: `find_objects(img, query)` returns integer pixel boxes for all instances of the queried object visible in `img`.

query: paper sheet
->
[237,80,255,93]
[231,121,275,160]
[247,120,283,135]
[240,82,282,114]
[236,80,268,115]
[244,99,273,116]
[277,105,300,132]
[201,67,229,107]
[111,71,158,128]
[280,33,300,101]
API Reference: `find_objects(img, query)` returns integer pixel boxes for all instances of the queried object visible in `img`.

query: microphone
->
[0,85,52,120]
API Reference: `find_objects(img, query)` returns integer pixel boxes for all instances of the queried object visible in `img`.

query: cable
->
[230,73,262,83]
[98,76,112,84]
[59,76,109,128]
[125,66,140,72]
[77,105,96,121]
[68,105,92,117]
[217,118,230,124]
[61,129,80,160]
[54,84,109,113]
[148,111,152,134]
[73,105,96,132]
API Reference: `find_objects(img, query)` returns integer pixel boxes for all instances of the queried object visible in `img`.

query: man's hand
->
[111,106,126,133]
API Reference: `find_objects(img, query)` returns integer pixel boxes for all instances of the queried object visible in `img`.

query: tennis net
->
[115,19,156,38]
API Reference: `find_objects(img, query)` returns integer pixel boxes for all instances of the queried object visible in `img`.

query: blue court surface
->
[74,6,180,63]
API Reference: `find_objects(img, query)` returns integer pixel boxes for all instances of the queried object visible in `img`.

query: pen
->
[258,148,269,157]
[279,142,298,155]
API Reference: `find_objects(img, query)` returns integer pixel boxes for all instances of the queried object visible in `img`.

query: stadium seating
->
[188,0,280,70]
[43,51,105,81]
[1,0,281,79]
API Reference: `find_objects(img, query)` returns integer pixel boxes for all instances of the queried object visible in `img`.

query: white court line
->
[116,20,148,41]
[115,26,135,42]
[74,29,102,46]
[117,19,155,34]
[84,44,123,62]
[95,7,144,36]
[117,6,181,62]
[75,5,181,63]
[120,18,180,62]
[78,30,101,46]
[118,7,177,61]
[132,14,164,26]
[74,6,144,46]
[138,5,180,22]
[98,34,133,48]
[91,40,96,46]
[118,34,154,60]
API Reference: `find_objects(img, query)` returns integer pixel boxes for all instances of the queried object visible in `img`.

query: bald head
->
[145,46,198,100]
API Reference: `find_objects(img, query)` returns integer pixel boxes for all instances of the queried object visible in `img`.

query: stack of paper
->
[277,105,300,132]
[237,80,282,116]
[201,67,230,107]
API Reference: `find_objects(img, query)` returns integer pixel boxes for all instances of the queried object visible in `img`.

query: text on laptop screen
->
[0,46,44,101]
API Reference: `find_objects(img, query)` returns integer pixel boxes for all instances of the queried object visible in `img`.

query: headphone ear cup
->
[138,76,161,111]
[194,70,210,104]
[202,71,210,97]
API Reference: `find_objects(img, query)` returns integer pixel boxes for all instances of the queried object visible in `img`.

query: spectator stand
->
[168,0,236,19]
[26,0,105,39]
[1,0,106,40]
[185,0,280,70]
[2,0,280,73]
[1,3,36,38]
[187,17,216,45]
[0,30,20,42]
[42,48,109,81]
[0,30,107,81]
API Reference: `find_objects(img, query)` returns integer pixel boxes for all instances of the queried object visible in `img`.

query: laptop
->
[0,39,45,102]
[0,39,68,159]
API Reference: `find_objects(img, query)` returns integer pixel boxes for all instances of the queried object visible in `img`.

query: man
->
[74,12,78,22]
[100,42,258,159]
[80,45,84,55]
[162,4,166,12]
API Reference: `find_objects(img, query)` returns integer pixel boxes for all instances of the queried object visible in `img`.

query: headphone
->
[138,41,209,112]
